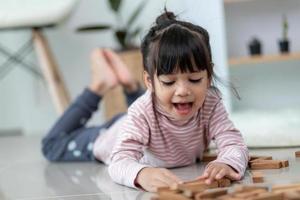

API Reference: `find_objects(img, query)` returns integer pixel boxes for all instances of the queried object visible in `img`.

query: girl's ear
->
[143,71,153,92]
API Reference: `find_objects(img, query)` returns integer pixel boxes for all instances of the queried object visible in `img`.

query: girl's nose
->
[174,83,191,96]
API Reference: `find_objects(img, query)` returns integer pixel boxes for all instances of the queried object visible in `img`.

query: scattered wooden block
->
[295,151,300,158]
[172,179,219,197]
[249,156,273,163]
[217,178,231,187]
[233,185,269,193]
[157,186,179,194]
[251,192,283,200]
[272,183,300,192]
[194,188,228,199]
[282,191,300,199]
[251,171,264,183]
[150,196,159,200]
[250,160,282,170]
[280,160,289,167]
[179,184,208,198]
[234,189,268,198]
[157,191,193,200]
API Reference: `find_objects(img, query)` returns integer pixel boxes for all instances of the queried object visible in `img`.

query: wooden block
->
[194,188,228,199]
[182,179,206,185]
[282,191,300,199]
[173,179,219,198]
[218,178,231,187]
[157,186,179,194]
[177,181,219,197]
[202,153,218,162]
[250,159,288,169]
[158,191,192,200]
[150,196,159,200]
[234,189,268,198]
[250,160,282,169]
[274,188,300,195]
[233,185,269,193]
[217,195,243,200]
[250,156,273,163]
[272,183,300,191]
[182,189,204,198]
[295,151,300,158]
[180,185,207,198]
[252,171,264,183]
[252,192,284,200]
[280,160,289,167]
[250,155,273,161]
[181,179,219,188]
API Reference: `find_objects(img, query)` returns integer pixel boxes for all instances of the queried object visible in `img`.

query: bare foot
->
[103,49,138,93]
[88,49,118,96]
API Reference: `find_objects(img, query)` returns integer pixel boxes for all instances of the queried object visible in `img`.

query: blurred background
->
[0,0,299,147]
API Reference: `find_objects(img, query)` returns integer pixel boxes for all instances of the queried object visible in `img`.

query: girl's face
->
[144,69,210,121]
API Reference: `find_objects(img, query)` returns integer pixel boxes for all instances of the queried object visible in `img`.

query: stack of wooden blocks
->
[152,151,300,200]
[153,178,231,200]
[153,181,300,200]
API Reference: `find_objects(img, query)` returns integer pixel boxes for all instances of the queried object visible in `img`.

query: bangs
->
[155,25,210,76]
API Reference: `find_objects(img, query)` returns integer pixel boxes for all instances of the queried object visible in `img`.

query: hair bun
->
[156,10,176,25]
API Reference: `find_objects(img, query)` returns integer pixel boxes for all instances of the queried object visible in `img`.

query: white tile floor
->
[0,136,300,200]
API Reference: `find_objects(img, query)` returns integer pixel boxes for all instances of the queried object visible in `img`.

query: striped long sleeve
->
[102,89,249,189]
[208,101,249,176]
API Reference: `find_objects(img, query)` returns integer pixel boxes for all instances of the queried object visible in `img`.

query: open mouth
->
[173,102,193,115]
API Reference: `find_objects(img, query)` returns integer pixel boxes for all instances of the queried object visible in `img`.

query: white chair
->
[0,0,78,114]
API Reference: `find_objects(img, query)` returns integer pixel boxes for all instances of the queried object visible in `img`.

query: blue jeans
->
[41,87,144,162]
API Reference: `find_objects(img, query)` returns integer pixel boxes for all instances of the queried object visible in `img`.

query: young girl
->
[42,10,249,192]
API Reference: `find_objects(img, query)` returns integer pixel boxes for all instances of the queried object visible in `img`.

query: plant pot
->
[103,49,144,120]
[279,39,289,53]
[248,38,262,56]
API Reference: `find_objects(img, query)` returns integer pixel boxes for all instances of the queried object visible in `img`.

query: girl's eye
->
[189,78,202,83]
[161,81,175,86]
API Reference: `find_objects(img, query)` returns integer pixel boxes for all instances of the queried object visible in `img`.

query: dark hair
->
[141,10,214,88]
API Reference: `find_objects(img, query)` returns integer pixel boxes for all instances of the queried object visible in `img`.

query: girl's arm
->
[108,113,151,188]
[208,101,249,176]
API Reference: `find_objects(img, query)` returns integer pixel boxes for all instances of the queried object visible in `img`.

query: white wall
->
[0,0,229,135]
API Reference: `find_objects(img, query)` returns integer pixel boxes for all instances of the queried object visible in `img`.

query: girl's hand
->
[135,167,183,192]
[197,162,241,184]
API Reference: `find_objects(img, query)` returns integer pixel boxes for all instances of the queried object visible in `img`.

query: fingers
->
[228,170,241,180]
[195,174,208,180]
[205,167,219,184]
[215,168,226,180]
[150,169,182,192]
[201,163,241,184]
[149,179,169,192]
[161,169,183,184]
[157,169,182,187]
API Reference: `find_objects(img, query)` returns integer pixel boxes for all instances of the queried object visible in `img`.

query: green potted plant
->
[77,0,146,51]
[278,14,289,53]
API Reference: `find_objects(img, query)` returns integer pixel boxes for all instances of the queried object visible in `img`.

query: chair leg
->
[32,28,70,115]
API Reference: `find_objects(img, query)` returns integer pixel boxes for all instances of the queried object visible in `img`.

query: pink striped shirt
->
[93,88,249,188]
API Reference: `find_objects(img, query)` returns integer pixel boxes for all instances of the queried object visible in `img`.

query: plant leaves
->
[126,0,146,28]
[76,25,111,32]
[109,0,122,12]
